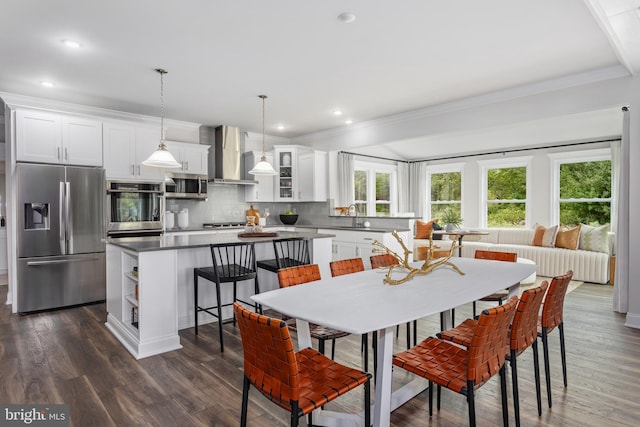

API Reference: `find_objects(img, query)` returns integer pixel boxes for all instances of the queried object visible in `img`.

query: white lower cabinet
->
[318,229,410,270]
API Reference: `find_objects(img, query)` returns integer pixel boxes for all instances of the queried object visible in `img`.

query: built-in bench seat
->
[414,228,613,284]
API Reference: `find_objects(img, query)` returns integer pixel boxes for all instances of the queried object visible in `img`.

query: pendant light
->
[142,68,181,168]
[248,95,278,175]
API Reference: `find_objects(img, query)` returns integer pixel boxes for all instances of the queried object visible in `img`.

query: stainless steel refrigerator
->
[16,163,106,313]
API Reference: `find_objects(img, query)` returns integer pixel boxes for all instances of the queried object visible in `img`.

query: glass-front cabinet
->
[275,146,297,201]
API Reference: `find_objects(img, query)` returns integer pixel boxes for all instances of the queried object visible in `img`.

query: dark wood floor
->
[1,282,639,426]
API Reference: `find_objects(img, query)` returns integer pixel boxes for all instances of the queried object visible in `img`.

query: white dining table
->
[252,257,537,427]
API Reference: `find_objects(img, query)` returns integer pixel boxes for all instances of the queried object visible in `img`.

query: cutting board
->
[237,232,279,237]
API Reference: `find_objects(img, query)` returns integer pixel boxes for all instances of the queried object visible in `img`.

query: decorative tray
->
[237,232,279,237]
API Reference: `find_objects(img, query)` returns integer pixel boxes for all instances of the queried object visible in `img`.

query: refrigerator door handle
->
[27,257,102,266]
[59,182,65,253]
[65,181,71,253]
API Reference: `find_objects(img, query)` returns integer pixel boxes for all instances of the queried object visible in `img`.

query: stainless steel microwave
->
[165,173,208,200]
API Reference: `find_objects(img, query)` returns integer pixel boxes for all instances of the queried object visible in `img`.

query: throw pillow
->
[555,225,581,250]
[415,220,433,239]
[432,220,443,240]
[531,224,559,247]
[579,224,610,254]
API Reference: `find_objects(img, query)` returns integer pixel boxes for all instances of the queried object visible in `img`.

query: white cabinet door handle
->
[65,147,69,161]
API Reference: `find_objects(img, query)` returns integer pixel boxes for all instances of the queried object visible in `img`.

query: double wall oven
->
[107,181,164,238]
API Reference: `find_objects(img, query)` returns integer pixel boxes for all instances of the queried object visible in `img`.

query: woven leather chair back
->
[474,250,518,262]
[209,241,257,282]
[330,258,365,277]
[510,281,548,354]
[234,302,299,410]
[277,264,322,288]
[467,295,518,384]
[370,253,398,269]
[540,270,574,331]
[273,238,311,270]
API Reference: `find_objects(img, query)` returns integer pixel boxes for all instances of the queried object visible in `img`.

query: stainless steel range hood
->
[200,125,257,185]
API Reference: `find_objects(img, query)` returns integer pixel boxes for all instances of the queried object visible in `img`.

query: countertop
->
[295,224,411,233]
[107,230,334,253]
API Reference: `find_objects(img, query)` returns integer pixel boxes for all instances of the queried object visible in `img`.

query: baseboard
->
[625,312,640,329]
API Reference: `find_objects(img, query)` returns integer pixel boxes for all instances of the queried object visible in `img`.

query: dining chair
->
[538,270,573,409]
[329,257,375,373]
[277,264,350,359]
[439,282,549,426]
[257,237,311,273]
[473,250,518,316]
[369,254,417,347]
[393,296,519,427]
[234,303,371,427]
[193,241,259,352]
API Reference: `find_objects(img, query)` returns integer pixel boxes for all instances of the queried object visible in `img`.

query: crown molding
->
[293,65,630,145]
[0,91,201,131]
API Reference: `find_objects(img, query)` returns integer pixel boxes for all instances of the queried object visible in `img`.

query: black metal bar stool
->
[194,241,259,352]
[256,237,311,273]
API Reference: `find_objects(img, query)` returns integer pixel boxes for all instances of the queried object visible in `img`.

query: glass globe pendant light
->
[142,68,181,168]
[248,95,278,175]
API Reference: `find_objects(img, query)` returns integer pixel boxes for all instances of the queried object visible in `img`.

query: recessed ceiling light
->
[345,119,353,125]
[338,13,356,24]
[333,110,343,116]
[277,125,285,130]
[62,39,82,49]
[40,81,55,88]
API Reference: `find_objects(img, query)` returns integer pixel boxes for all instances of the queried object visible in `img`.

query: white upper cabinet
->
[16,110,102,166]
[273,145,327,202]
[298,149,327,202]
[164,141,209,175]
[244,151,274,202]
[103,123,163,181]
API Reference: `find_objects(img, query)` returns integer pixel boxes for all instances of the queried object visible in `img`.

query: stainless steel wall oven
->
[107,181,163,237]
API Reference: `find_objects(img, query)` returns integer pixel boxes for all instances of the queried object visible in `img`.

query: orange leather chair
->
[538,270,573,409]
[277,264,350,359]
[234,303,371,427]
[393,296,519,427]
[439,282,549,426]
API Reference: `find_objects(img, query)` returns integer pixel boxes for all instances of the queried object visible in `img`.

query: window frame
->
[549,148,611,226]
[478,156,533,228]
[426,163,464,220]
[353,159,398,217]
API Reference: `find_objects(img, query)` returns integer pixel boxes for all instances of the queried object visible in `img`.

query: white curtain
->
[337,152,354,207]
[613,107,630,313]
[397,161,409,214]
[408,162,428,219]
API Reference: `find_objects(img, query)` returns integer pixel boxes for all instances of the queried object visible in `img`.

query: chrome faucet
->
[348,204,364,227]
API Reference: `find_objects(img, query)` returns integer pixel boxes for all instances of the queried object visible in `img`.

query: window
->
[427,164,463,220]
[480,157,531,228]
[353,160,397,216]
[551,150,611,226]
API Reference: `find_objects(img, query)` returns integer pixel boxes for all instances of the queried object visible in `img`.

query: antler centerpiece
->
[372,230,464,285]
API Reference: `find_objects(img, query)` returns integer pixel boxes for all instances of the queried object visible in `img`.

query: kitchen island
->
[105,231,333,359]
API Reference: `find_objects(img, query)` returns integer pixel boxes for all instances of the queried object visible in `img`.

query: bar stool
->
[194,241,259,352]
[257,237,310,273]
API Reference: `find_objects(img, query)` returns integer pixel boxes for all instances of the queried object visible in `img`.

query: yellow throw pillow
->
[531,224,559,247]
[415,220,433,239]
[555,225,581,250]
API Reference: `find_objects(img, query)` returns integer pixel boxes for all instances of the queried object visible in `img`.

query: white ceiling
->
[1,0,638,158]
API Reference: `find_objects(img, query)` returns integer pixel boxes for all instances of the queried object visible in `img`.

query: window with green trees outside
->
[559,160,611,226]
[487,166,527,228]
[430,171,461,219]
